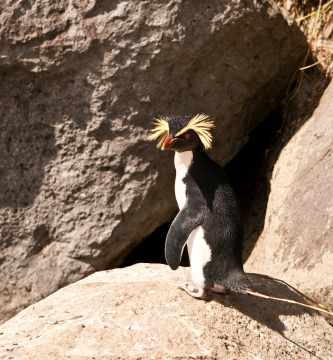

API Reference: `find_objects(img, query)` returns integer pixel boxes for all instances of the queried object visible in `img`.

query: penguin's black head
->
[148,114,214,152]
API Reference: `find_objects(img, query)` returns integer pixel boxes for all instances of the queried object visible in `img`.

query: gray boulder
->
[245,80,333,311]
[0,0,306,322]
[0,263,332,359]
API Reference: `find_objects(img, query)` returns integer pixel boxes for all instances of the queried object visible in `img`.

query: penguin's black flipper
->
[165,204,204,270]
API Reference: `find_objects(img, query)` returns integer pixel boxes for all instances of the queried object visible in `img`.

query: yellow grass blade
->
[299,51,333,70]
[246,272,333,316]
[247,291,333,316]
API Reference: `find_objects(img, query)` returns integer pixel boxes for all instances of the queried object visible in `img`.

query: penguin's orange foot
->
[178,284,211,301]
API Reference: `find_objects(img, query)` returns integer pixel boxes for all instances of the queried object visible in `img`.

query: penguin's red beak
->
[162,135,178,150]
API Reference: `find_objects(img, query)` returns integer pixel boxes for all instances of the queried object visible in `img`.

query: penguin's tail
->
[216,270,252,294]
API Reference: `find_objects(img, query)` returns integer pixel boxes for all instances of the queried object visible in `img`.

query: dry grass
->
[277,0,333,75]
[274,0,333,114]
[246,273,333,318]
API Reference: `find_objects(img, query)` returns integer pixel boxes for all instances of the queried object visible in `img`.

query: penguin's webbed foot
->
[178,284,211,301]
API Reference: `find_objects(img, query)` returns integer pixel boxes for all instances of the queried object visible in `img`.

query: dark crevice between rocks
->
[225,108,283,263]
[121,221,190,268]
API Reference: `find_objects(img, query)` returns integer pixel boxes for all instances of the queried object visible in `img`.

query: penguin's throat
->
[174,151,193,170]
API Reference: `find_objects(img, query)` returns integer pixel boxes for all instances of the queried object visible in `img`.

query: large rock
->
[0,0,307,322]
[245,80,333,310]
[0,264,332,359]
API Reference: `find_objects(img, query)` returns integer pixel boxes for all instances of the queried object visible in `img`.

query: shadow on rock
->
[209,275,316,334]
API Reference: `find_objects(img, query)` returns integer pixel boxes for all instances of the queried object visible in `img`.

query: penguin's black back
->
[184,149,251,292]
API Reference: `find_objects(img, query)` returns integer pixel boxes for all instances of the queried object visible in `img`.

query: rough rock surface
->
[0,0,307,322]
[0,264,332,360]
[245,80,333,310]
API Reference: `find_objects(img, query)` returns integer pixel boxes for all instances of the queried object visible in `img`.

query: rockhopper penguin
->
[149,114,252,300]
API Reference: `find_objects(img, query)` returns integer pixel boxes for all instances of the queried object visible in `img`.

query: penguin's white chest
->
[174,152,211,288]
[174,151,193,210]
[187,226,211,288]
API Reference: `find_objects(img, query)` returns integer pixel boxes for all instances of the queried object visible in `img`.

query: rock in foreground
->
[245,80,333,310]
[0,0,307,323]
[0,264,332,359]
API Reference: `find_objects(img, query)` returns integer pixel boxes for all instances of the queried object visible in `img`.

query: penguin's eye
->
[183,133,189,139]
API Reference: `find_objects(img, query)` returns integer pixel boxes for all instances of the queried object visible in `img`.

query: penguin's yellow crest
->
[175,114,214,150]
[147,117,169,148]
[148,113,215,150]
